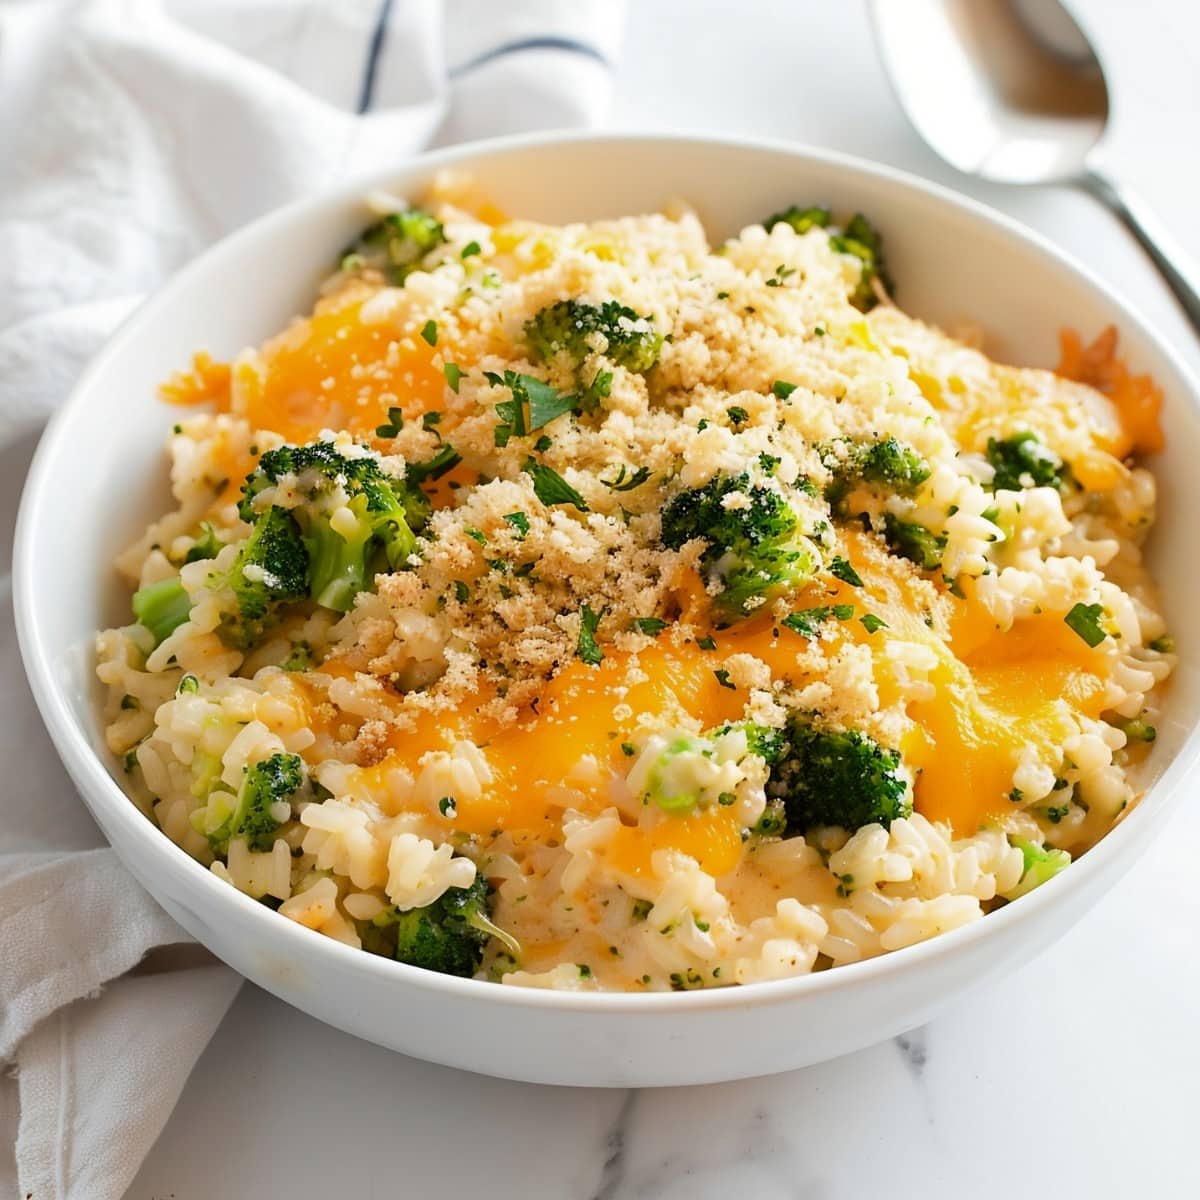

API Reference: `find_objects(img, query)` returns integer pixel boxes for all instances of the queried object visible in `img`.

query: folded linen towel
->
[0,2,625,1195]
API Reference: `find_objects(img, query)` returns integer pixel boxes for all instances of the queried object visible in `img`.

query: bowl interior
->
[18,132,1200,985]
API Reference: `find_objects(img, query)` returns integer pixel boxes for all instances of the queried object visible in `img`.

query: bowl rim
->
[15,127,1200,1015]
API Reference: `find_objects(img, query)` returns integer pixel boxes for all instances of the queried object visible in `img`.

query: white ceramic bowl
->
[15,133,1200,1087]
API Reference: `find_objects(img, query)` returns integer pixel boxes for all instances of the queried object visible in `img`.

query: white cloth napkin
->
[0,2,625,1195]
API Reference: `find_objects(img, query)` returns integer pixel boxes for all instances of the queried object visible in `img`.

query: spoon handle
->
[1082,168,1200,335]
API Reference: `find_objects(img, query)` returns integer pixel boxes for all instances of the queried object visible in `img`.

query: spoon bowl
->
[869,0,1200,330]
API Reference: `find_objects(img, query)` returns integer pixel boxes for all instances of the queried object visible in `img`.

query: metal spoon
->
[869,0,1200,332]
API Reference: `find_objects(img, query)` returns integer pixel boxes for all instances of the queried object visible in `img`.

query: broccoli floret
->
[660,473,818,623]
[240,441,429,613]
[986,432,1065,492]
[882,512,946,570]
[830,213,890,311]
[823,436,930,505]
[1002,838,1071,900]
[340,208,445,285]
[763,205,831,234]
[205,751,305,856]
[132,576,191,646]
[209,506,309,648]
[768,720,910,833]
[524,300,661,409]
[860,438,930,490]
[387,875,517,978]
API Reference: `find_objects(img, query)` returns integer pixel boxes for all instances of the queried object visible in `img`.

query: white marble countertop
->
[88,0,1200,1195]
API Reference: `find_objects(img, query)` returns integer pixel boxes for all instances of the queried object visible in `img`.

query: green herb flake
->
[602,464,653,492]
[375,405,405,438]
[621,742,637,757]
[465,527,487,545]
[1064,602,1107,648]
[438,796,457,816]
[523,459,589,511]
[713,668,736,690]
[859,613,888,634]
[727,405,750,427]
[696,635,717,651]
[829,556,864,587]
[577,603,604,665]
[635,617,668,636]
[453,581,470,603]
[420,319,438,346]
[772,379,798,399]
[502,511,530,539]
[443,362,463,393]
[461,241,482,259]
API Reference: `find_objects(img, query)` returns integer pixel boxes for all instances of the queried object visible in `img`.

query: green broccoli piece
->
[526,300,662,373]
[209,506,309,649]
[524,299,661,409]
[768,720,910,833]
[860,438,930,491]
[660,473,818,623]
[985,432,1065,492]
[240,441,430,613]
[205,751,305,856]
[1003,838,1071,900]
[882,512,946,570]
[132,576,192,646]
[762,206,831,234]
[829,213,890,311]
[386,875,516,978]
[184,521,224,563]
[712,720,788,766]
[340,208,446,285]
[823,436,930,506]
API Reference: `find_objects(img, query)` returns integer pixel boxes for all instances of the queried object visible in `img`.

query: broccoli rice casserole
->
[97,180,1173,992]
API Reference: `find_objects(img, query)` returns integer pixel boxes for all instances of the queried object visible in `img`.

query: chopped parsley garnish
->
[696,635,717,651]
[534,435,553,452]
[727,406,750,426]
[465,527,487,545]
[602,464,653,492]
[1149,634,1174,653]
[577,604,604,665]
[375,405,405,438]
[635,617,668,636]
[422,411,442,433]
[438,796,456,816]
[621,742,637,757]
[405,444,461,483]
[772,379,797,399]
[758,453,781,475]
[502,511,530,539]
[523,459,589,511]
[489,370,576,446]
[859,613,888,634]
[1064,602,1107,648]
[782,605,854,637]
[420,320,438,346]
[713,668,736,690]
[443,363,463,393]
[461,241,481,258]
[453,581,470,602]
[829,556,863,586]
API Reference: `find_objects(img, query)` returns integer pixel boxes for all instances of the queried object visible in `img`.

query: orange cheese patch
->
[232,298,447,445]
[1058,325,1164,457]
